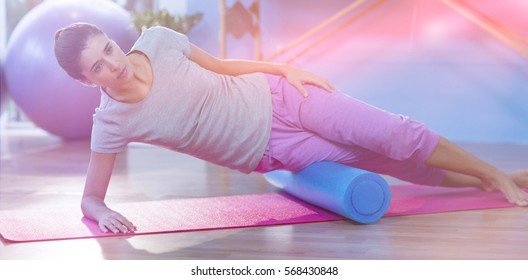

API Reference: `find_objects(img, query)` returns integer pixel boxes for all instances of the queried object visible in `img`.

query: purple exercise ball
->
[5,0,138,139]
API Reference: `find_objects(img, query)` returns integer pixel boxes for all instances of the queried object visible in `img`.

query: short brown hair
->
[54,22,104,81]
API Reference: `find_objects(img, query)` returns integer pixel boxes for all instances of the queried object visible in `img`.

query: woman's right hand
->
[82,152,137,234]
[81,195,137,234]
[97,208,137,234]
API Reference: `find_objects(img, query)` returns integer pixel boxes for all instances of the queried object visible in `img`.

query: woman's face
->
[78,33,132,88]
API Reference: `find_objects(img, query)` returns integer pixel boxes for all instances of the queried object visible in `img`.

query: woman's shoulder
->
[135,26,190,55]
[142,26,186,40]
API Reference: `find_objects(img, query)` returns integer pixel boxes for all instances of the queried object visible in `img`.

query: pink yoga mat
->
[0,184,519,242]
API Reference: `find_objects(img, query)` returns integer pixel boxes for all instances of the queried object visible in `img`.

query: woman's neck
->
[105,52,152,104]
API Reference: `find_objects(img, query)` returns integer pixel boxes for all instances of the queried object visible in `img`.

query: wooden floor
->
[1,125,527,260]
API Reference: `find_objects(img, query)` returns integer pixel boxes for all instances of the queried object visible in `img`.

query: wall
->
[187,0,528,144]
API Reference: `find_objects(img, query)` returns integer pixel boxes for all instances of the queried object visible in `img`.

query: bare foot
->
[483,171,528,206]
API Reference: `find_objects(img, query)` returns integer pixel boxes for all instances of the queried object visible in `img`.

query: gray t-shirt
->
[91,26,272,173]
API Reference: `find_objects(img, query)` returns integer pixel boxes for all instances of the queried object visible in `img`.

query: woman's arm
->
[189,44,335,97]
[81,151,136,234]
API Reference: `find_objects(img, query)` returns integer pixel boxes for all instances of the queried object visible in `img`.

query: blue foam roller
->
[264,161,391,224]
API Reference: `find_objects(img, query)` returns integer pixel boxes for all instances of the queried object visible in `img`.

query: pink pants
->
[254,74,445,186]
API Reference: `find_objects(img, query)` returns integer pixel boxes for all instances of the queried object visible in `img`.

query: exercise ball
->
[5,0,138,139]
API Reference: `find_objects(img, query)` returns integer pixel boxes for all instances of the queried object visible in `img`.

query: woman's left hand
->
[281,65,335,97]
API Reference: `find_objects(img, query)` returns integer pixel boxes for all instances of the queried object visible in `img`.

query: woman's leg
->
[266,75,439,172]
[425,137,528,206]
[294,86,439,164]
[441,169,528,189]
[266,75,527,205]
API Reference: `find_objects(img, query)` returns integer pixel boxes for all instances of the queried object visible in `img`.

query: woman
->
[54,22,527,234]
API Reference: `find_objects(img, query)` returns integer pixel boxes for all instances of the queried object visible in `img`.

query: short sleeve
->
[167,28,191,57]
[90,113,128,154]
[139,26,191,57]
